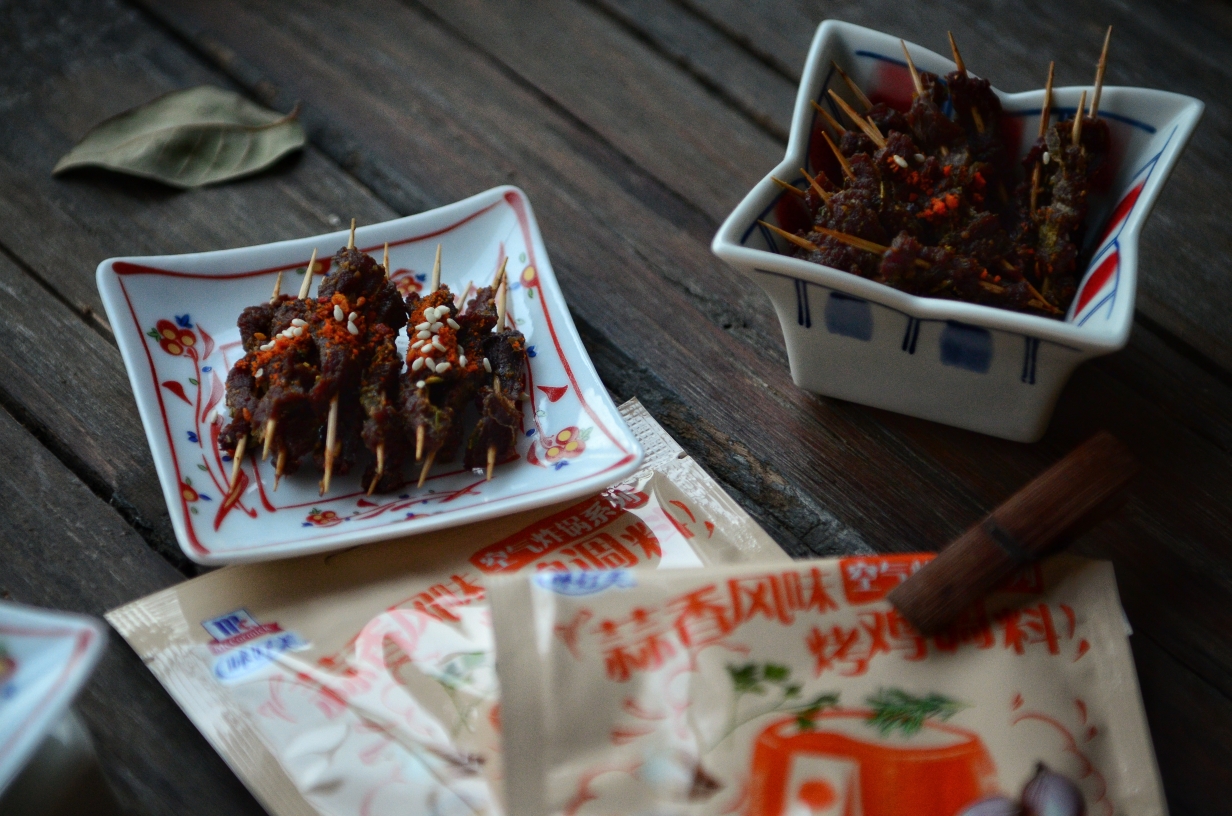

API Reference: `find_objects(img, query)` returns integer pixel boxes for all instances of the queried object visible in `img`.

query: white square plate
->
[99,186,644,564]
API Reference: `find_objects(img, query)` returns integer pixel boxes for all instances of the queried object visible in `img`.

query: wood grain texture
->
[1132,634,1232,816]
[0,247,184,565]
[0,0,393,334]
[0,404,266,816]
[413,0,784,227]
[589,0,797,140]
[667,0,1232,371]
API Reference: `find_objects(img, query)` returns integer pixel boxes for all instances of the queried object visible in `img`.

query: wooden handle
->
[888,431,1138,635]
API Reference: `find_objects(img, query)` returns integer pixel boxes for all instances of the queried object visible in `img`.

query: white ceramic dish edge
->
[0,602,106,795]
[98,186,645,564]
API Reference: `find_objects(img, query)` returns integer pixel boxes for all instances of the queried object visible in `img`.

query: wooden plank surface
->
[0,0,1228,812]
[0,0,392,335]
[0,244,182,565]
[0,402,265,816]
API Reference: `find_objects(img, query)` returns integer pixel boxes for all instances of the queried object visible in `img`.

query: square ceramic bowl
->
[98,186,644,564]
[713,20,1202,441]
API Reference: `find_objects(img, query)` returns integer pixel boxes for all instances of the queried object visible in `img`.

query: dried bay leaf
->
[53,86,305,188]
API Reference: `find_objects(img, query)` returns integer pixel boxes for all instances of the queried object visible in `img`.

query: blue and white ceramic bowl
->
[713,21,1202,441]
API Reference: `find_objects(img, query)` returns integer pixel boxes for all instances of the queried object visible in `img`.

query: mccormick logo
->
[202,609,307,683]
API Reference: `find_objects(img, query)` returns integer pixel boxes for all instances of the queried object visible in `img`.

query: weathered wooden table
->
[4,0,1231,812]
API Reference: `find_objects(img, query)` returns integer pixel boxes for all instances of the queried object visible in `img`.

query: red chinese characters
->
[839,554,933,604]
[806,602,1072,678]
[806,609,928,677]
[408,573,485,623]
[580,568,842,682]
[469,487,652,574]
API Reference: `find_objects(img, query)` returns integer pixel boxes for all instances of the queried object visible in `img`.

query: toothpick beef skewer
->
[400,252,522,487]
[222,225,529,494]
[319,245,408,332]
[360,323,408,494]
[464,269,527,477]
[775,32,1113,319]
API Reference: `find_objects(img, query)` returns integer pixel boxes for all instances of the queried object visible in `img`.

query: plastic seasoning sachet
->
[107,400,789,816]
[487,555,1166,816]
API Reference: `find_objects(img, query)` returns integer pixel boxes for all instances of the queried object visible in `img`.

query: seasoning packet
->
[106,399,788,816]
[488,555,1166,816]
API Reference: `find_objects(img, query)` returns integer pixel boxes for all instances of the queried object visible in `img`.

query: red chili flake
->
[943,166,952,177]
[994,275,1002,283]
[944,193,960,210]
[908,193,919,202]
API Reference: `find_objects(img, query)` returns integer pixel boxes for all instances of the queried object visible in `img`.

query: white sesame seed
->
[421,345,435,357]
[260,342,275,351]
[914,153,925,163]
[293,327,304,337]
[347,322,359,335]
[416,380,426,389]
[291,318,307,327]
[893,155,908,169]
[458,354,467,367]
[447,317,460,330]
[347,311,356,321]
[482,357,492,373]
[1042,151,1051,165]
[427,306,441,321]
[432,337,447,352]
[411,339,424,349]
[416,321,431,331]
[334,305,344,321]
[430,321,443,332]
[437,305,450,315]
[417,330,432,340]
[411,356,425,371]
[436,361,452,373]
[254,368,264,378]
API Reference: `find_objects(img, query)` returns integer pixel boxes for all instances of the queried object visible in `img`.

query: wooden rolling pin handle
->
[888,431,1139,636]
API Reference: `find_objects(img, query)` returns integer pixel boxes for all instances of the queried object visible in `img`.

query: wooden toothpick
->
[431,243,442,293]
[229,435,247,490]
[799,167,831,205]
[947,31,966,75]
[771,176,806,197]
[831,61,873,110]
[828,89,886,148]
[297,248,318,299]
[820,130,856,181]
[810,99,847,137]
[1090,26,1112,118]
[901,40,924,97]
